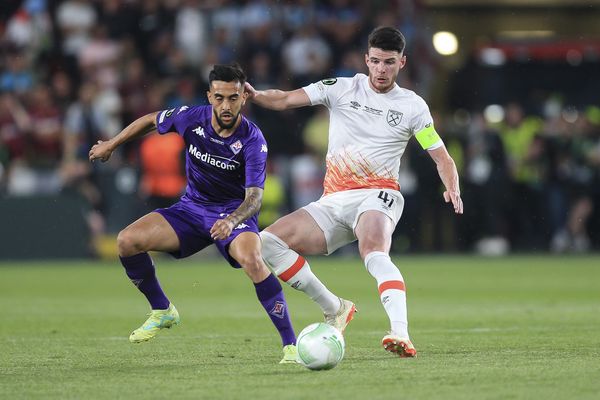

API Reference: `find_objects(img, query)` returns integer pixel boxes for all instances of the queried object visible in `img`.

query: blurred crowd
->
[1,0,599,255]
[400,103,600,254]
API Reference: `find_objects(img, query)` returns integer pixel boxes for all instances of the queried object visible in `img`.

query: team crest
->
[230,140,243,154]
[270,301,286,319]
[387,109,403,127]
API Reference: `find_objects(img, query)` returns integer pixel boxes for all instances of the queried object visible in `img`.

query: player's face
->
[365,47,406,93]
[207,80,247,129]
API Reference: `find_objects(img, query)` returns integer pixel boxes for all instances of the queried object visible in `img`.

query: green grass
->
[1,255,599,399]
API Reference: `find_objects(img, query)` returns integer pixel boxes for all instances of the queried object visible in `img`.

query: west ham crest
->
[230,140,243,154]
[387,109,403,127]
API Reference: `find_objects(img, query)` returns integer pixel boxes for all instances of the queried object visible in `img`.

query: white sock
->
[260,231,340,315]
[364,251,409,338]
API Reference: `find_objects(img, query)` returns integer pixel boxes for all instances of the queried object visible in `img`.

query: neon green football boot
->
[279,344,299,364]
[129,303,180,343]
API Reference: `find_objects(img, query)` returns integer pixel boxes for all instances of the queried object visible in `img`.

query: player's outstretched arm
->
[428,145,464,214]
[245,82,311,111]
[88,111,159,163]
[210,187,264,241]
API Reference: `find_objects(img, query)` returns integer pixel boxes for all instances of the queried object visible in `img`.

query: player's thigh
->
[264,208,327,255]
[228,232,270,283]
[118,212,180,255]
[354,210,396,258]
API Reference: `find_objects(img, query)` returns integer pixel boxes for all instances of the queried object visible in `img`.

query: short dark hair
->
[368,27,406,54]
[208,63,247,86]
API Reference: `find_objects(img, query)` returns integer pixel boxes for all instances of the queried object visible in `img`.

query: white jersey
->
[303,73,441,196]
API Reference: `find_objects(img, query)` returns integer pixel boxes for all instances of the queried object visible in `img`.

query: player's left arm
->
[210,187,263,240]
[428,145,464,214]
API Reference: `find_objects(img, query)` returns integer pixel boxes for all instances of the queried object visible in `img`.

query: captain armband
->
[415,124,443,150]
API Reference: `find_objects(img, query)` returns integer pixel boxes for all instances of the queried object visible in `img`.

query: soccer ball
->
[296,322,345,370]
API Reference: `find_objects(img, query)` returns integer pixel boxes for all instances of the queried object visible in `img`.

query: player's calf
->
[261,231,343,317]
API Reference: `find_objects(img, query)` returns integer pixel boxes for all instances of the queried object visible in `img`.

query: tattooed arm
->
[209,187,263,240]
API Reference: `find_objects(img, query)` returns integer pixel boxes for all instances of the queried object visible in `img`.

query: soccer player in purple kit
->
[88,64,298,364]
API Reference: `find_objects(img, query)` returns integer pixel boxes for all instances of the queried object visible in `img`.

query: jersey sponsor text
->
[188,144,239,171]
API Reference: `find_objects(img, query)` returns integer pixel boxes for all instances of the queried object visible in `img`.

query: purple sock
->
[119,253,170,310]
[254,274,296,346]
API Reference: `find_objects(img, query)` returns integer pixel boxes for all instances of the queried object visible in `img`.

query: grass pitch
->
[1,255,599,399]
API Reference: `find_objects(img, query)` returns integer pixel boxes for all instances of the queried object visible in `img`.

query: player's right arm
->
[89,111,159,162]
[245,82,311,111]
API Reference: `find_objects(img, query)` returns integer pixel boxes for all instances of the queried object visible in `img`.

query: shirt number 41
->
[378,191,395,207]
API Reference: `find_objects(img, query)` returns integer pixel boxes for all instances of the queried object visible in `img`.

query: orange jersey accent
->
[323,152,399,196]
[303,74,437,198]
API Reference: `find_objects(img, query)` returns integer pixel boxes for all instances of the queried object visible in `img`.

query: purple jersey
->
[155,105,268,205]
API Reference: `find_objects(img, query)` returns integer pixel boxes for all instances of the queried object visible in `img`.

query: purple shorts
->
[155,198,259,268]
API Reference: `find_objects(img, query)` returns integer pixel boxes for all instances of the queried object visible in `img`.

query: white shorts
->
[302,188,405,255]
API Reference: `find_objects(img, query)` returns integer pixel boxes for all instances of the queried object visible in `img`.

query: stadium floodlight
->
[484,104,505,124]
[433,31,458,56]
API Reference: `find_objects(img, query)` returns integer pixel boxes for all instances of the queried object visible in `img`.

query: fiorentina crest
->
[387,109,403,127]
[270,301,286,319]
[230,140,243,154]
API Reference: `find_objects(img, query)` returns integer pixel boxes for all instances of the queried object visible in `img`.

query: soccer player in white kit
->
[245,27,463,358]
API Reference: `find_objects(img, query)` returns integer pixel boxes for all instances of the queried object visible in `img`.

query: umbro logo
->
[260,144,268,153]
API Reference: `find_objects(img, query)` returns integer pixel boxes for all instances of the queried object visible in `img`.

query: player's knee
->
[239,250,267,279]
[260,231,287,263]
[117,228,145,256]
[358,239,385,259]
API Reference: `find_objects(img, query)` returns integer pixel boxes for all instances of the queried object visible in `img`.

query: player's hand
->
[89,140,114,163]
[210,218,235,241]
[244,82,257,100]
[443,190,463,214]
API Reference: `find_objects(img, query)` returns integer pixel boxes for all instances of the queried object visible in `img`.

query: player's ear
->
[399,54,407,69]
[364,53,369,66]
[206,90,213,104]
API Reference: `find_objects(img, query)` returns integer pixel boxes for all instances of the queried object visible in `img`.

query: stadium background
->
[1,0,600,259]
[2,2,599,399]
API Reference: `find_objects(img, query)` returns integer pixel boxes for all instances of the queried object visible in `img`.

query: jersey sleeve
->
[242,132,268,189]
[155,105,197,135]
[411,97,443,150]
[302,78,345,108]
